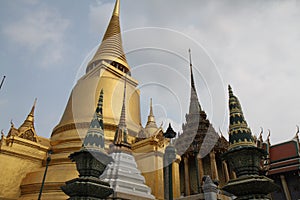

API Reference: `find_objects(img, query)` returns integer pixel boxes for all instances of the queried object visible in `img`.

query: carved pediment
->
[19,129,37,142]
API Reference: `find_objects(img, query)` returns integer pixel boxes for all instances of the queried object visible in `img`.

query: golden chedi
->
[18,0,142,199]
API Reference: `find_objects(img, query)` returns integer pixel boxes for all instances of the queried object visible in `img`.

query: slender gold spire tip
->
[150,98,153,116]
[30,98,37,116]
[113,0,120,17]
[33,98,37,108]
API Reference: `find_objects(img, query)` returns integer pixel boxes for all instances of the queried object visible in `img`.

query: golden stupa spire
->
[87,0,130,74]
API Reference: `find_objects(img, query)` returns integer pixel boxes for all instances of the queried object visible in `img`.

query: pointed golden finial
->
[19,98,37,132]
[150,98,154,116]
[113,0,120,17]
[29,98,37,116]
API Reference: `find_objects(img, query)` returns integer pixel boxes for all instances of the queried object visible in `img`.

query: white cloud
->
[5,0,297,144]
[3,8,70,67]
[117,0,300,144]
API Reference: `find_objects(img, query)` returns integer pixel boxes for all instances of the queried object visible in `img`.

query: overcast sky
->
[1,0,300,145]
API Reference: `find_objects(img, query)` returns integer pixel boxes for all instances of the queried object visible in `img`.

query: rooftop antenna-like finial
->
[189,49,192,67]
[0,76,6,91]
[295,125,299,140]
[188,49,195,88]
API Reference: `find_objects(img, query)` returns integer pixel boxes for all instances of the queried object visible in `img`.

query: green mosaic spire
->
[83,89,105,150]
[228,85,255,150]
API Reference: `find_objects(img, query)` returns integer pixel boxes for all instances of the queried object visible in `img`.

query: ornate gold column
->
[222,161,230,182]
[280,175,292,200]
[183,156,190,196]
[209,151,219,180]
[198,157,204,182]
[172,156,181,199]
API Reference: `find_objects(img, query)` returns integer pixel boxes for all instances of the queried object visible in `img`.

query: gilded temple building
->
[0,0,298,200]
[0,100,50,199]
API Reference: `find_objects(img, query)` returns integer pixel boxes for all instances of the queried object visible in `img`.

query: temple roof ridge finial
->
[29,98,37,117]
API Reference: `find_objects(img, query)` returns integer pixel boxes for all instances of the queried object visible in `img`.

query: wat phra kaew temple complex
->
[0,1,299,200]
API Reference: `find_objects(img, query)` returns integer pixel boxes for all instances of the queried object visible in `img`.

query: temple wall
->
[0,137,48,200]
[0,154,40,199]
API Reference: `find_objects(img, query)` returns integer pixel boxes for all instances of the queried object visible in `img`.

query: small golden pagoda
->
[0,100,50,200]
